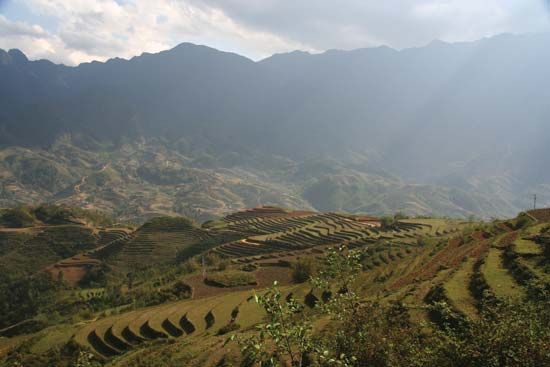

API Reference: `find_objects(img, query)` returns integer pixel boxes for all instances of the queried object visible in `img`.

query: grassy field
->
[513,238,543,256]
[443,258,479,318]
[482,248,526,300]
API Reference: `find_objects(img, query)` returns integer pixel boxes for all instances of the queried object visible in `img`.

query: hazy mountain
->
[1,33,549,219]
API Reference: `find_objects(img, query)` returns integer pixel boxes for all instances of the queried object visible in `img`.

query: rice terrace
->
[1,2,550,366]
[0,203,548,366]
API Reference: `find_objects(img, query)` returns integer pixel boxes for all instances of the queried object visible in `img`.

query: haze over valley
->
[1,33,550,221]
[1,2,550,366]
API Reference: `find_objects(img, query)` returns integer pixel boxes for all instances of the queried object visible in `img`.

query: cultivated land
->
[0,206,548,366]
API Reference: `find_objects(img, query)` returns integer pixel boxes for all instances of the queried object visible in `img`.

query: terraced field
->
[3,207,549,366]
[418,215,550,325]
[111,218,212,269]
[443,258,479,318]
[1,224,109,280]
[66,211,481,359]
[73,284,310,359]
[45,228,133,286]
[211,212,416,261]
[481,247,525,300]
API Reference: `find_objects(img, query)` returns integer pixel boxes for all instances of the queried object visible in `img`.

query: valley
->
[3,34,550,221]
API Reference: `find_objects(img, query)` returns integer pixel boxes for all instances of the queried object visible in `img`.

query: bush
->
[34,204,74,224]
[0,207,35,227]
[516,214,534,230]
[203,253,229,271]
[292,258,316,283]
[180,259,199,274]
[78,263,109,288]
[171,281,193,298]
[428,301,550,367]
[380,216,397,230]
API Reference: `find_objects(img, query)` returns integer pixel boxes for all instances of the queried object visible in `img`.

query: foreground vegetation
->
[0,206,548,366]
[237,247,549,367]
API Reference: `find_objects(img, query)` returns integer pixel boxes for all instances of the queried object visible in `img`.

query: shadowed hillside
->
[2,34,550,219]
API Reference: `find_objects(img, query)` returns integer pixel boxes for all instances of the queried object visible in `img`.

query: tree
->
[234,246,363,367]
[236,283,315,367]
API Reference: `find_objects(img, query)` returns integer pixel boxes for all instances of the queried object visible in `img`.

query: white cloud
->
[0,14,64,61]
[1,0,549,65]
[0,14,46,37]
[0,0,307,65]
[190,0,550,50]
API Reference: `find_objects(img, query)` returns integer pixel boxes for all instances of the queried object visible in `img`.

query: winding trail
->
[74,163,110,194]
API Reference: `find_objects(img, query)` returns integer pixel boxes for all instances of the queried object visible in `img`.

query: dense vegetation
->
[0,273,60,330]
[0,205,112,228]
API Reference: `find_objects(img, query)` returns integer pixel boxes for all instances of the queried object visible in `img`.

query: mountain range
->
[1,33,550,221]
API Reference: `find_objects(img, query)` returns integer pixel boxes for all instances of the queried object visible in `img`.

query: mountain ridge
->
[1,33,549,218]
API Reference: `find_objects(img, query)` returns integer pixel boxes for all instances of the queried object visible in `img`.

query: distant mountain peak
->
[8,49,28,64]
[0,48,28,65]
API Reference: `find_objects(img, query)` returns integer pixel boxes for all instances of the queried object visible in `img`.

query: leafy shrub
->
[428,301,550,367]
[380,216,397,230]
[78,263,109,288]
[130,281,192,308]
[171,281,193,298]
[34,204,74,224]
[180,259,200,273]
[0,272,59,329]
[0,207,35,227]
[176,238,221,262]
[204,252,229,270]
[292,258,316,283]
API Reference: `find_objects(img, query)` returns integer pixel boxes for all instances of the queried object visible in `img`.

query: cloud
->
[0,0,307,65]
[1,0,549,65]
[189,0,550,50]
[0,14,46,38]
[0,14,64,61]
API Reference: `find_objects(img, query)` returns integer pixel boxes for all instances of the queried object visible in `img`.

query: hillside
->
[0,137,530,222]
[0,206,548,366]
[0,140,314,222]
[2,34,550,219]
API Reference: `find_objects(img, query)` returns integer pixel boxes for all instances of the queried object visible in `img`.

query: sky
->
[0,0,549,65]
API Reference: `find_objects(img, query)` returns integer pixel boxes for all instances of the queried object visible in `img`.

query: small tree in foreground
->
[235,283,313,367]
[232,246,363,367]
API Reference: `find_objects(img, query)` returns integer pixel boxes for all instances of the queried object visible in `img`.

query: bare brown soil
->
[527,208,550,222]
[185,266,292,299]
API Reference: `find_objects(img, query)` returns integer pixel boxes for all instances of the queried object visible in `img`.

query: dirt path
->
[74,163,110,194]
